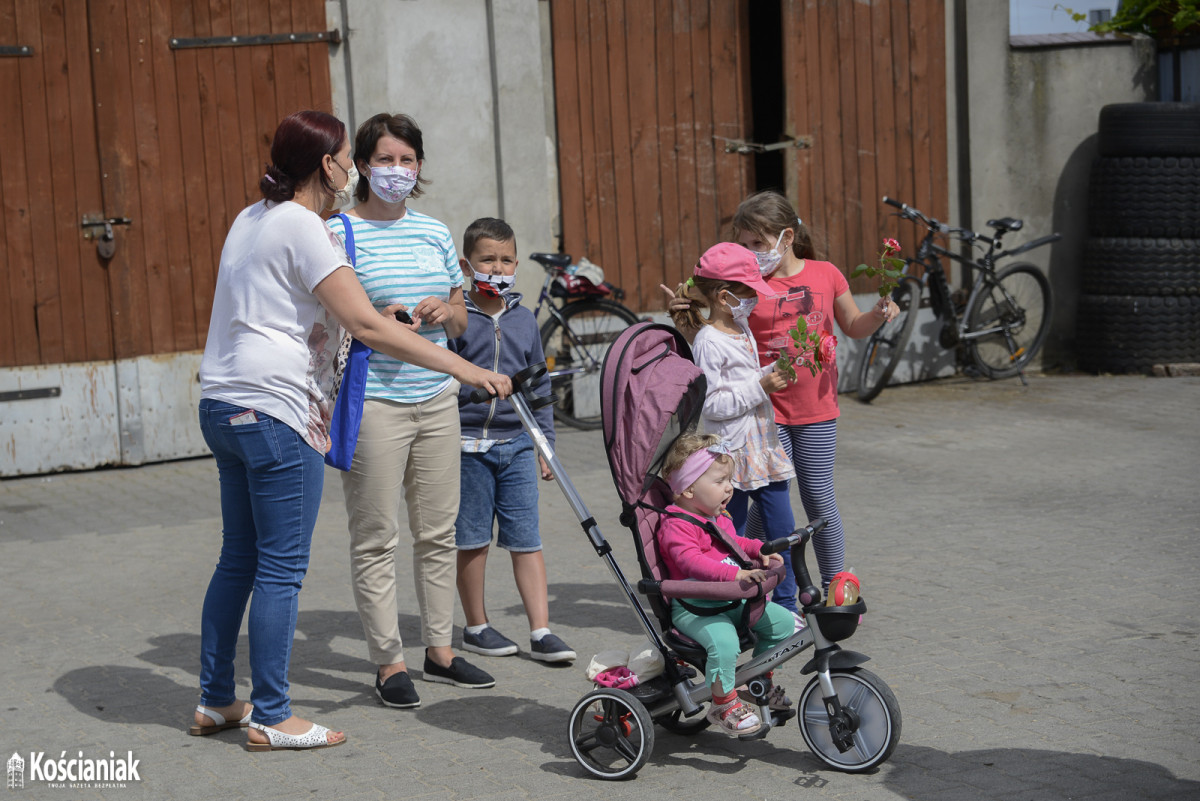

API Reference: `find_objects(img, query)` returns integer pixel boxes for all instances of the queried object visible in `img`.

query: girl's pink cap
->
[694,242,778,297]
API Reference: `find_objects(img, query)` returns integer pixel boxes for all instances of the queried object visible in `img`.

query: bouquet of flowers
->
[775,315,837,380]
[852,238,905,297]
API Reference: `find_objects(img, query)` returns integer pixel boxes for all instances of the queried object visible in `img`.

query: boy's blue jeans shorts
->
[455,431,542,552]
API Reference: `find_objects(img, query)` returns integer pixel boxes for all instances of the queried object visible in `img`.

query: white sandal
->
[188,704,253,736]
[246,721,346,752]
[706,698,761,736]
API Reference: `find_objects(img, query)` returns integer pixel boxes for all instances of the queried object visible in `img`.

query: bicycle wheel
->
[855,278,920,403]
[797,668,901,773]
[964,263,1052,379]
[568,688,655,780]
[540,299,639,430]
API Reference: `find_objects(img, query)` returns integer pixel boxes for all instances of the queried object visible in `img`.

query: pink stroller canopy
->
[600,322,707,510]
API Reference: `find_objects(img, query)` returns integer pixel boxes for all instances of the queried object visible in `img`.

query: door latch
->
[713,135,814,155]
[81,216,133,259]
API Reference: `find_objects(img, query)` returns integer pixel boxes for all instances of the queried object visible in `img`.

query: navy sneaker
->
[461,626,519,657]
[530,633,576,663]
[421,652,496,689]
[375,671,421,709]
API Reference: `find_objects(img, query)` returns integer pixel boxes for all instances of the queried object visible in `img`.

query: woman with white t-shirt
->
[193,110,510,752]
[327,113,495,710]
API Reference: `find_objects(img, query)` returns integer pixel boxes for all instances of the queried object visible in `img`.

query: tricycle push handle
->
[761,518,826,555]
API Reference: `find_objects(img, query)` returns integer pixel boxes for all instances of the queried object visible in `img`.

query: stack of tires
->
[1077,103,1200,373]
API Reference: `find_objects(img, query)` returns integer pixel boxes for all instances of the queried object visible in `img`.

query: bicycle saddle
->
[987,217,1023,233]
[530,252,573,268]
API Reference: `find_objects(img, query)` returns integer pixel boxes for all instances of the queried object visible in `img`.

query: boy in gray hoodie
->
[447,217,575,664]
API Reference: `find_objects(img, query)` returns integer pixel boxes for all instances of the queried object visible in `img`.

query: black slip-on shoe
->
[375,671,421,708]
[421,653,496,689]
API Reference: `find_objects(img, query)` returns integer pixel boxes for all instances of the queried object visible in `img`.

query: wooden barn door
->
[1,0,332,475]
[548,0,947,307]
[785,0,947,289]
[88,0,335,361]
[550,0,754,312]
[1,0,112,369]
[0,0,334,370]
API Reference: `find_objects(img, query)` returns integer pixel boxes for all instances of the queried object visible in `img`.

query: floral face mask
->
[755,230,786,276]
[368,165,418,204]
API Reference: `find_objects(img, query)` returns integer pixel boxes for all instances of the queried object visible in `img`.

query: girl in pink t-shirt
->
[733,191,898,590]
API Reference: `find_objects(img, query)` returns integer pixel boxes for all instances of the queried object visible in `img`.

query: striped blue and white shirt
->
[328,209,463,403]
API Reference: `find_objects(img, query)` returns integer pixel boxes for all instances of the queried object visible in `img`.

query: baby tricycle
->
[486,322,901,779]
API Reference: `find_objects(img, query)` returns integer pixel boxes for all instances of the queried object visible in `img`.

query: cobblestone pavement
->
[1,374,1197,800]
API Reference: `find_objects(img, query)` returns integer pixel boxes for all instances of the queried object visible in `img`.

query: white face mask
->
[368,165,418,204]
[331,161,359,210]
[472,268,516,298]
[724,291,758,322]
[755,230,786,276]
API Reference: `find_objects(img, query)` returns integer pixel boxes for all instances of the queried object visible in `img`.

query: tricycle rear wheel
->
[568,688,655,780]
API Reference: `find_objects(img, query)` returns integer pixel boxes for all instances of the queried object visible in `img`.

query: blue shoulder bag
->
[325,213,373,471]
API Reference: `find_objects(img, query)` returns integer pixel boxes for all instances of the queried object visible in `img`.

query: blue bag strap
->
[337,212,356,267]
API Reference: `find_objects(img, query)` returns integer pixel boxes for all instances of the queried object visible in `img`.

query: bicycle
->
[529,252,641,430]
[854,197,1061,403]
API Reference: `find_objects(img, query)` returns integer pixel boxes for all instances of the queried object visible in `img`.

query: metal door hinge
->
[169,30,341,49]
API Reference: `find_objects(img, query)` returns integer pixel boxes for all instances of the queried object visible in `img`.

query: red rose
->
[817,333,838,365]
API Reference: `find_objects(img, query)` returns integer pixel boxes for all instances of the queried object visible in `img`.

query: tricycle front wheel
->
[797,667,901,772]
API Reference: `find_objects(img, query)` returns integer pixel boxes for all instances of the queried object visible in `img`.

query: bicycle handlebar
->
[883,196,1008,247]
[883,195,943,232]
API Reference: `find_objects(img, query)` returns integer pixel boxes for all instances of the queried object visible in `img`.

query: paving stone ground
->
[1,373,1197,800]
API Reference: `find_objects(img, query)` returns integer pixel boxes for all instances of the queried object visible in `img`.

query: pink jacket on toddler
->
[656,504,765,583]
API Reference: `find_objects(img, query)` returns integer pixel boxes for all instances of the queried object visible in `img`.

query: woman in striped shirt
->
[329,113,495,710]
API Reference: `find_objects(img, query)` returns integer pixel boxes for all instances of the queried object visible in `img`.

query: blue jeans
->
[456,432,542,552]
[726,480,798,613]
[197,399,324,726]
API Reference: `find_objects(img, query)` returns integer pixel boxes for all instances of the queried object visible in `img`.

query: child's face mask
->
[472,268,516,298]
[755,230,786,276]
[723,291,759,321]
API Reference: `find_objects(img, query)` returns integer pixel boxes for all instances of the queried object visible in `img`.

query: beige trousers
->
[342,384,460,665]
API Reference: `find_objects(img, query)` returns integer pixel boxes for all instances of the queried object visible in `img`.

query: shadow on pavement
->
[54,666,195,729]
[543,734,1200,796]
[529,581,662,636]
[882,745,1200,800]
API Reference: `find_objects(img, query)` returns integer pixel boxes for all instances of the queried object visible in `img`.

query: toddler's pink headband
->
[666,443,731,497]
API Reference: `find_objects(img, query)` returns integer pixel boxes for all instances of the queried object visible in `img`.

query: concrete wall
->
[957,1,1156,369]
[325,0,558,301]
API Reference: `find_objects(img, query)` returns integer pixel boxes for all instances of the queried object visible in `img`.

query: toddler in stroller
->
[655,431,794,736]
[479,321,900,780]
